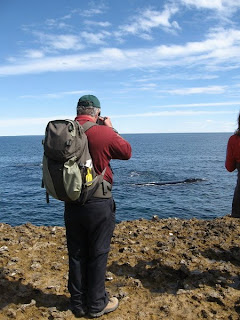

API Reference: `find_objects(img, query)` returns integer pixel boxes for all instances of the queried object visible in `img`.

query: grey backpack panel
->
[44,119,85,162]
[42,119,104,204]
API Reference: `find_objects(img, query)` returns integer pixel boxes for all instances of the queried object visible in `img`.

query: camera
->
[96,116,106,125]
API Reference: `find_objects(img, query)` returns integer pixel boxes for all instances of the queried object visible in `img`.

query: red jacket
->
[75,115,132,184]
[225,134,240,172]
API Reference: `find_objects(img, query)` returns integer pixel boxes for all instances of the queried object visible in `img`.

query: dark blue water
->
[0,133,236,226]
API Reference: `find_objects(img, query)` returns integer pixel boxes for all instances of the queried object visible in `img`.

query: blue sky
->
[1,0,240,135]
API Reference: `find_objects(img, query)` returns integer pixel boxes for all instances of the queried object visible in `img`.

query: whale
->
[135,178,205,186]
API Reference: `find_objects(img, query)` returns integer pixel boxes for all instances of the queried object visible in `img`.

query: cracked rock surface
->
[1,216,240,319]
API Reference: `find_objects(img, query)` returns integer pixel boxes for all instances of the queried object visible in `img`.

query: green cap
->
[77,95,101,108]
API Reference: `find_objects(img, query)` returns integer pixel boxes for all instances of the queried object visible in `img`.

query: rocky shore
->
[1,215,240,319]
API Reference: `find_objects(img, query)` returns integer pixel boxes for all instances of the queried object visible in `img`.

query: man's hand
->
[103,116,113,128]
[97,116,119,133]
[98,116,113,128]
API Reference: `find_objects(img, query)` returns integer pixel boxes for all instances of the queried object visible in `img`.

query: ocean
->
[0,133,236,226]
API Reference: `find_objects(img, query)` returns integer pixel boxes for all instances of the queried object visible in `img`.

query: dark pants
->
[232,168,240,217]
[64,197,116,313]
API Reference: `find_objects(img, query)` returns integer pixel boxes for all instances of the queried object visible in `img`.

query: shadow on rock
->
[201,246,240,267]
[108,258,240,293]
[0,267,69,311]
[109,259,186,294]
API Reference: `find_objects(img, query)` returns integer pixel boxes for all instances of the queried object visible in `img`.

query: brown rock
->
[1,216,240,319]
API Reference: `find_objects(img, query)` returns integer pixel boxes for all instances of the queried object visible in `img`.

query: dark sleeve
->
[225,136,236,172]
[109,130,132,160]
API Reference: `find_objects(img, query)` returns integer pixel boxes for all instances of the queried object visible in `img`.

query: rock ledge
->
[1,216,240,319]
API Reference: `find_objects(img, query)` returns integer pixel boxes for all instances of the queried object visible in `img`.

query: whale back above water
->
[135,178,205,186]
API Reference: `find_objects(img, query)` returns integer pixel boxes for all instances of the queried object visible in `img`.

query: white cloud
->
[139,83,158,91]
[50,35,81,50]
[134,73,219,82]
[32,29,111,53]
[80,31,111,45]
[116,6,180,39]
[181,0,240,12]
[45,18,70,30]
[180,0,240,24]
[45,34,83,51]
[31,32,84,52]
[62,4,107,20]
[111,110,236,118]
[139,33,153,41]
[76,7,105,18]
[24,49,45,59]
[162,85,227,95]
[20,90,91,99]
[84,20,111,27]
[1,28,240,76]
[152,101,240,108]
[61,14,72,20]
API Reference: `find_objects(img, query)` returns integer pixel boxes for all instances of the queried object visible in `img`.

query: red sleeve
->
[84,125,131,184]
[109,131,132,160]
[225,136,236,172]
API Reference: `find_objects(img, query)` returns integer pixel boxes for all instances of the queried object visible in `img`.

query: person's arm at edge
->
[225,136,236,172]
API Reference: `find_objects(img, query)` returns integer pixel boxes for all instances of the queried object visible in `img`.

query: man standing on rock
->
[64,95,132,318]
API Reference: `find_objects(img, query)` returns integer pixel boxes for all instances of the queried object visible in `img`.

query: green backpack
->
[42,119,105,204]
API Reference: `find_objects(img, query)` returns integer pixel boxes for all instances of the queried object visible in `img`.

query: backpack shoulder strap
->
[82,121,98,133]
[81,121,108,181]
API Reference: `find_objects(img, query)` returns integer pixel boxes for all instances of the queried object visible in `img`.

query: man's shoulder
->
[85,124,116,142]
[88,124,115,134]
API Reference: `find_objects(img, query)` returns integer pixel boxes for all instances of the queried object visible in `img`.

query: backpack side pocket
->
[63,157,82,201]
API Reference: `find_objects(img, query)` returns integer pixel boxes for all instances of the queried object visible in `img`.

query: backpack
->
[41,119,105,204]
